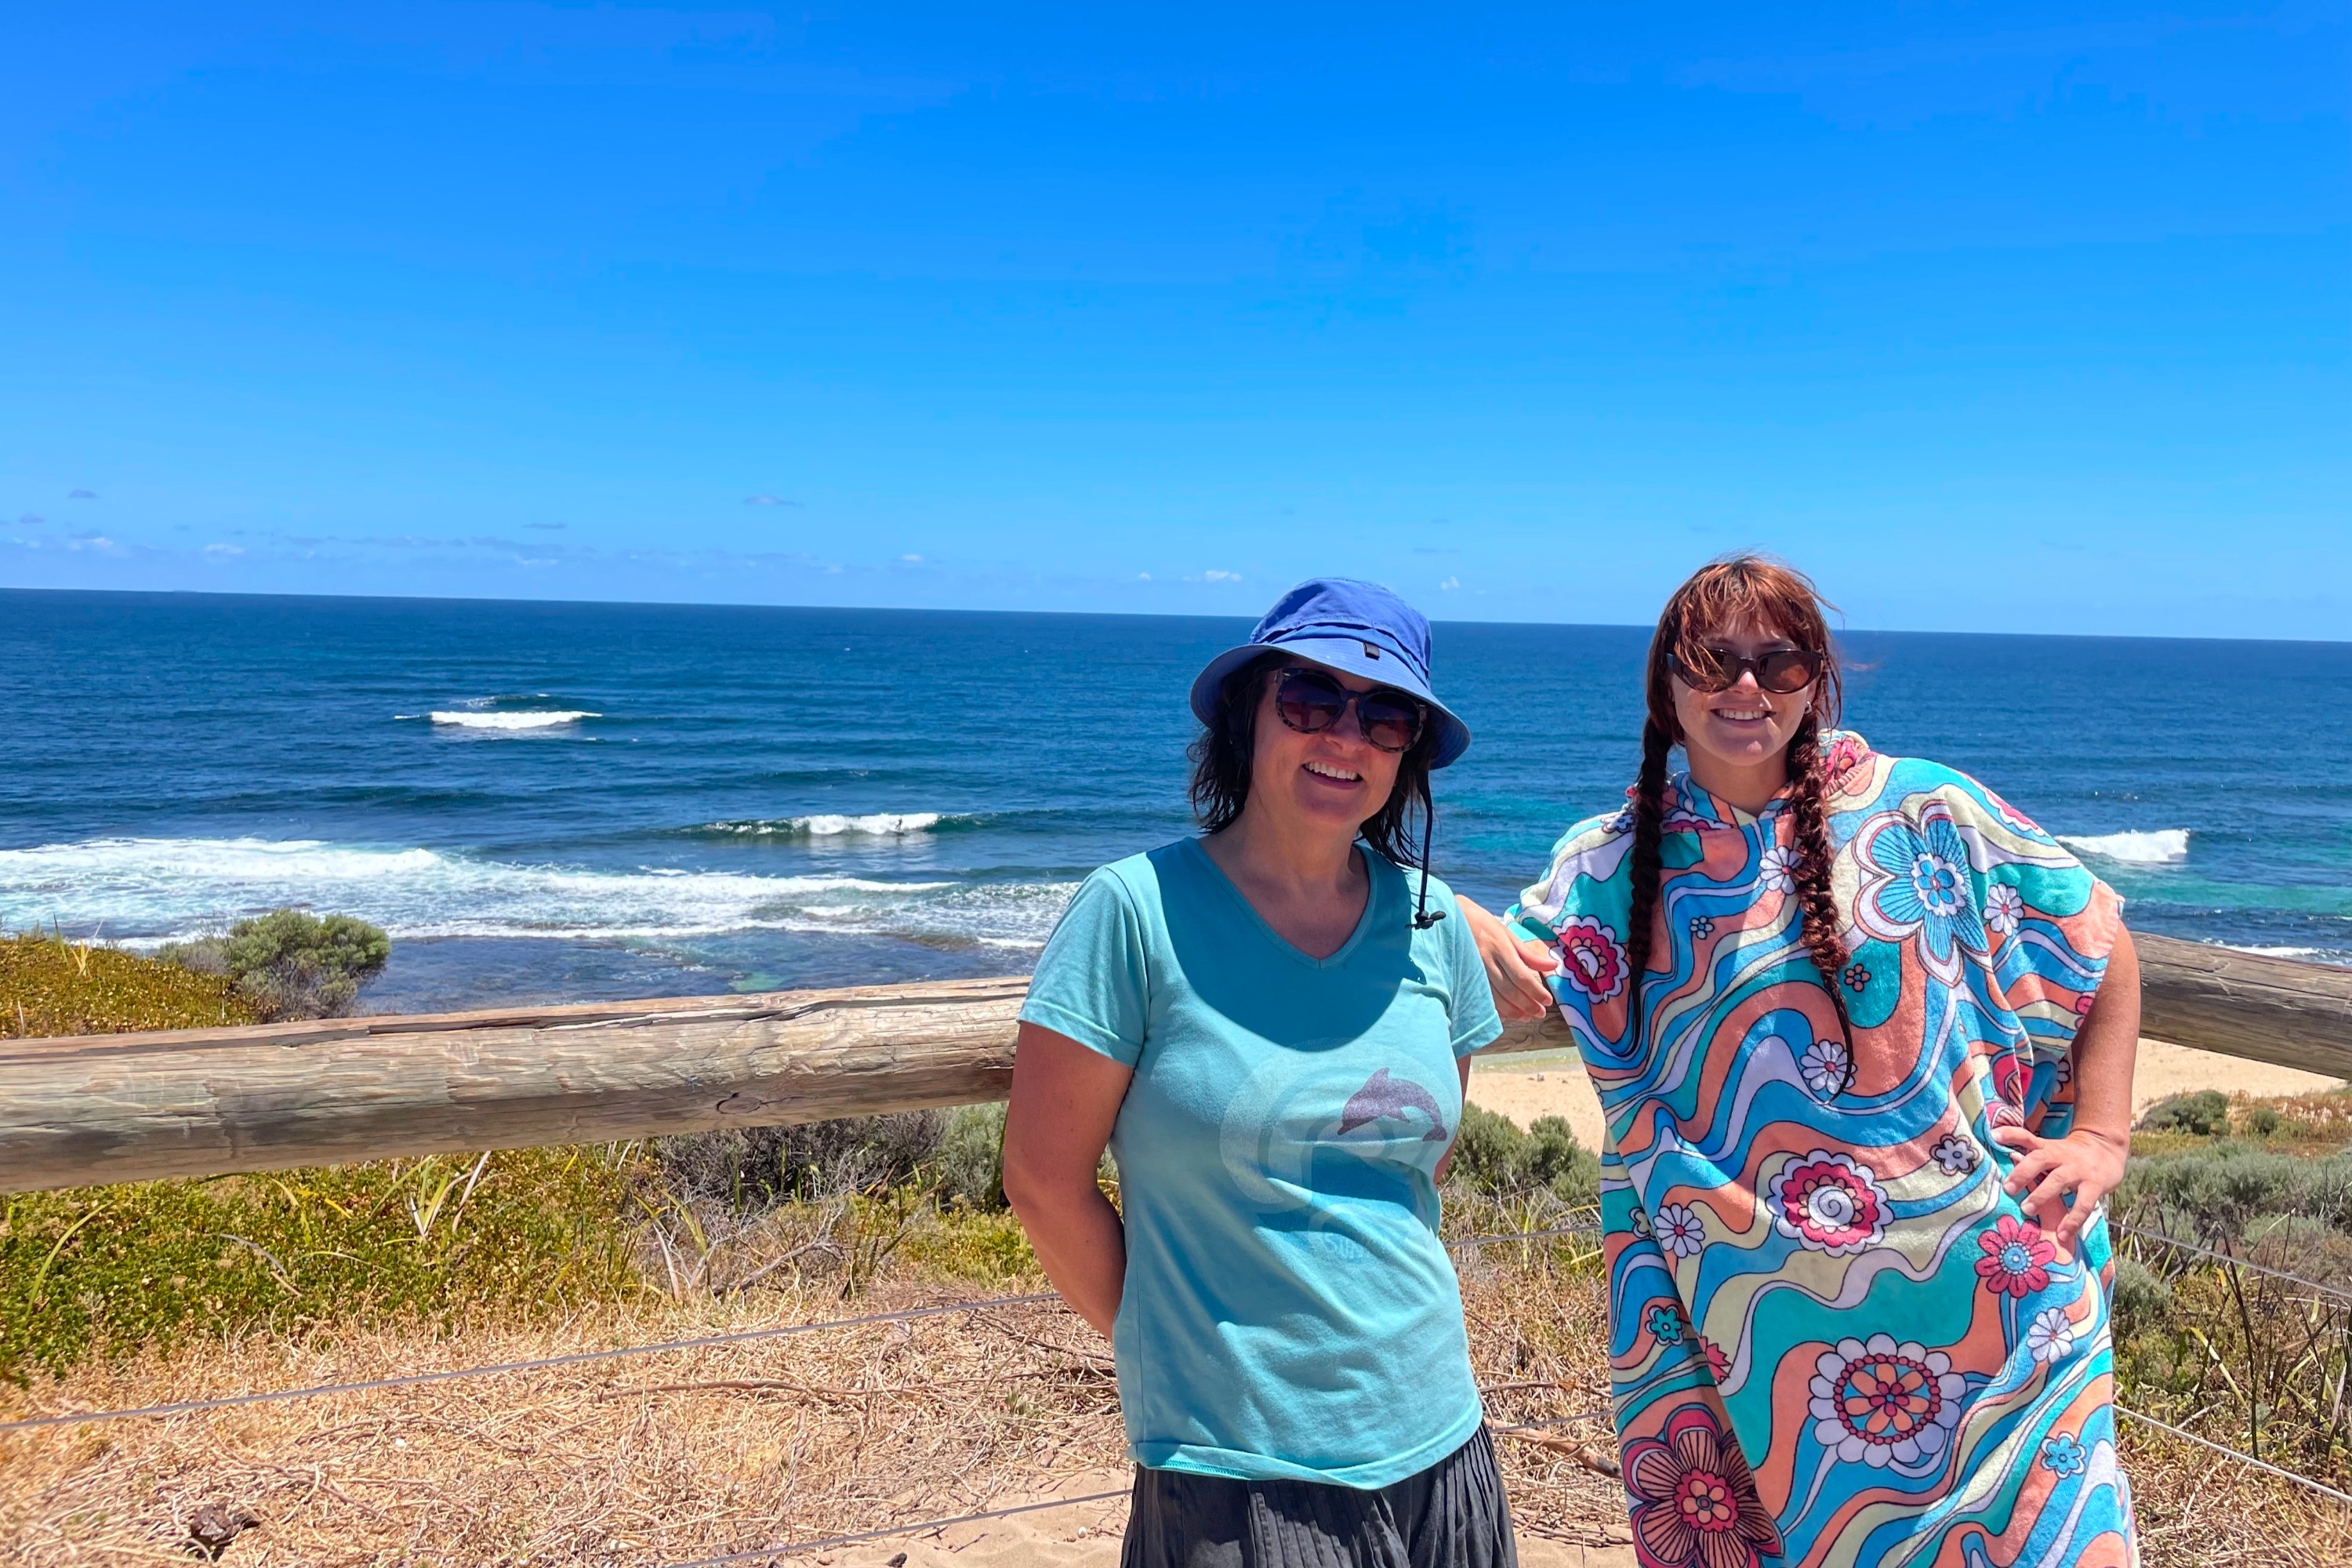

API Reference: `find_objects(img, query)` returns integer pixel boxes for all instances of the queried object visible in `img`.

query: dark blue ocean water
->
[3,589,2347,1011]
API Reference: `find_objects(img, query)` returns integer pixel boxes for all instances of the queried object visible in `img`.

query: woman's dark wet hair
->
[1188,651,1438,870]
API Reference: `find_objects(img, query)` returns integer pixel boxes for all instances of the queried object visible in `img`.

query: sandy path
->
[824,1473,1633,1566]
[1466,1039,2340,1145]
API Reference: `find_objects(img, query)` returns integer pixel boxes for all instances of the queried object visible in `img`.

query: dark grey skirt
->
[1119,1425,1518,1568]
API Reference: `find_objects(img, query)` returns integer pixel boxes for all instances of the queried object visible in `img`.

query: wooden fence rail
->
[0,932,2345,1194]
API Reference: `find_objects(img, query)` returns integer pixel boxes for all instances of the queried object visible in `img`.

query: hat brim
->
[1188,636,1472,768]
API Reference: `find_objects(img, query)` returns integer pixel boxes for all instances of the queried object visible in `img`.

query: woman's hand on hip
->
[1991,1125,2129,1258]
[1456,896,1557,1023]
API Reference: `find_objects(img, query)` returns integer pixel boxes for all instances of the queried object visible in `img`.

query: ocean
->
[4,588,2347,1014]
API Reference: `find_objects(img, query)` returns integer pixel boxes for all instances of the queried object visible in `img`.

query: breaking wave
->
[0,837,1071,950]
[691,813,964,837]
[2057,829,2190,866]
[420,710,599,731]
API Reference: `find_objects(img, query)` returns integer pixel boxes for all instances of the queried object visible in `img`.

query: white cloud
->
[901,553,923,562]
[1438,575,1461,591]
[1136,572,1152,580]
[1203,568,1241,583]
[203,543,245,557]
[742,494,797,506]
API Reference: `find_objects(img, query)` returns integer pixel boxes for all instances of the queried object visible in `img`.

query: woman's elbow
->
[999,1138,1060,1221]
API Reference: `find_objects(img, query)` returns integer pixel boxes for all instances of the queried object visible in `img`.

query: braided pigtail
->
[1622,714,1675,1038]
[1783,717,1849,996]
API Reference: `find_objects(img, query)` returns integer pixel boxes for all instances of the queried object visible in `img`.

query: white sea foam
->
[424,710,599,731]
[2222,944,2329,960]
[700,813,949,837]
[0,837,1069,950]
[2056,829,2190,866]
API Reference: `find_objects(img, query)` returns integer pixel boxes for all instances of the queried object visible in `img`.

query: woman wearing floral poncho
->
[1459,556,2141,1568]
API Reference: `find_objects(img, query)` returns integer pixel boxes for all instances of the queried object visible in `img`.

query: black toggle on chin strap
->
[1412,803,1446,929]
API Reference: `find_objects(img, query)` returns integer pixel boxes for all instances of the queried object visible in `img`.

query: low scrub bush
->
[1446,1105,1600,1207]
[658,1104,1014,1215]
[657,1111,954,1211]
[2137,1089,2230,1137]
[161,909,390,1022]
[2118,1140,2352,1241]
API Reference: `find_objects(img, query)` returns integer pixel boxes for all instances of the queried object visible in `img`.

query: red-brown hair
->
[1626,555,1848,1039]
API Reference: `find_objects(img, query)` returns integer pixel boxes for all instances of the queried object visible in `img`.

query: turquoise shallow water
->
[3,588,2346,1011]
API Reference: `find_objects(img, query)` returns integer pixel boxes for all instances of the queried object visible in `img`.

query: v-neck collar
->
[1675,773,1794,833]
[1182,835,1384,971]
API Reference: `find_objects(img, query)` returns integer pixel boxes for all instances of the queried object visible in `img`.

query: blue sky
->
[3,3,2346,637]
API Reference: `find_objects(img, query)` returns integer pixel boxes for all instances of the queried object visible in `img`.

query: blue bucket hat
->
[1189,578,1472,768]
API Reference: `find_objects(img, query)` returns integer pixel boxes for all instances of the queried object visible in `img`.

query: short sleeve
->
[1960,778,2126,1062]
[1504,815,1641,1060]
[1019,867,1152,1067]
[1439,888,1504,1058]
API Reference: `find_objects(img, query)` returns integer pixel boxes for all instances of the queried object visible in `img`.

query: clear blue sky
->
[3,4,2346,637]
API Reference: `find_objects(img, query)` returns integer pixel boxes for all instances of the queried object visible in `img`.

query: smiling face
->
[1671,619,1818,803]
[1247,662,1406,841]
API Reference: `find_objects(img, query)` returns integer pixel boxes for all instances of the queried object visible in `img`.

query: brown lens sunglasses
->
[1670,645,1823,695]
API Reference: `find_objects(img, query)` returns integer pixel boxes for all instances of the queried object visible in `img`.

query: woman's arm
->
[1456,895,1559,1023]
[1002,1021,1133,1338]
[1992,924,2140,1258]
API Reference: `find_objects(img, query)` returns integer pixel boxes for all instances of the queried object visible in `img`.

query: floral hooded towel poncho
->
[1508,733,2136,1568]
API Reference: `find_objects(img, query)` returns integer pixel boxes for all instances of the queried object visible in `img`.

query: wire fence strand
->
[2116,1406,2352,1507]
[0,1292,1060,1435]
[0,1223,1602,1436]
[2109,1220,2352,1306]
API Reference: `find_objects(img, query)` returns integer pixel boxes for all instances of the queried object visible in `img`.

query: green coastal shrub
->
[927,1103,1010,1210]
[1448,1105,1600,1206]
[2118,1140,2352,1240]
[2107,1257,2174,1338]
[162,909,391,1022]
[657,1112,950,1210]
[2137,1090,2230,1137]
[0,1147,639,1381]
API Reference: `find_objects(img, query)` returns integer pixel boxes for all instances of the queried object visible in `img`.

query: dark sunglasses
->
[1272,666,1427,753]
[1670,645,1823,695]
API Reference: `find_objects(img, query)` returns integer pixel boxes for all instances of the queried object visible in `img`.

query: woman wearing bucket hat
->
[1004,579,1517,1567]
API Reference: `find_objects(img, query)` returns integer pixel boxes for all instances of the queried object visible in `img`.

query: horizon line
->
[4,582,2347,648]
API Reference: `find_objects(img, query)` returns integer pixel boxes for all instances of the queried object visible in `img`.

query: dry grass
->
[0,1237,1622,1566]
[0,1225,2346,1564]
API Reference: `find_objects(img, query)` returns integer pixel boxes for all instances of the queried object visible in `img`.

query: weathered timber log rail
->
[0,932,2344,1194]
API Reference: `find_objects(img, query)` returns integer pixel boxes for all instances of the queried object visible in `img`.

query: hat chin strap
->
[1411,805,1446,930]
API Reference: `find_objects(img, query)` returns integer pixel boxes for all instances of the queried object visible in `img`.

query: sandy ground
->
[1467,1037,2343,1145]
[820,1472,1635,1566]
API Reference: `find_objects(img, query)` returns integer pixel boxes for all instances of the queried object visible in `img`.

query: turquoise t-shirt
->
[1018,837,1504,1490]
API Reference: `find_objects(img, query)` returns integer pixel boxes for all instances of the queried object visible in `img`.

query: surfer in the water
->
[1004,579,1518,1568]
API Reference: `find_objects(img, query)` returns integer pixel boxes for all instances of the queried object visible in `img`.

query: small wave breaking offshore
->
[2056,828,2190,866]
[694,813,957,837]
[0,837,1071,951]
[416,710,601,731]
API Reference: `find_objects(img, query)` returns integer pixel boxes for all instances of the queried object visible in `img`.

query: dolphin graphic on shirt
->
[1336,1068,1449,1142]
